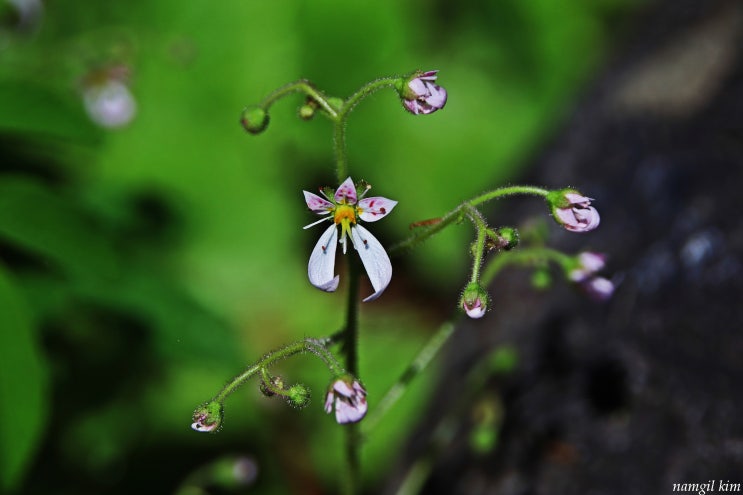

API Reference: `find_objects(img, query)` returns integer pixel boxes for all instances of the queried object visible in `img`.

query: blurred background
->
[1,0,741,494]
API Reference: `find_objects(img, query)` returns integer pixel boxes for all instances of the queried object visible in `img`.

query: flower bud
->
[460,282,489,319]
[324,376,367,424]
[192,400,223,433]
[397,70,447,115]
[285,384,311,409]
[240,105,269,134]
[546,189,600,233]
[485,227,519,252]
[568,252,606,282]
[298,104,315,120]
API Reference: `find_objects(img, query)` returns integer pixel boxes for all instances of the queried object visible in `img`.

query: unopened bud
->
[298,104,315,120]
[240,105,269,134]
[285,384,311,409]
[546,188,600,233]
[460,282,489,319]
[192,400,223,433]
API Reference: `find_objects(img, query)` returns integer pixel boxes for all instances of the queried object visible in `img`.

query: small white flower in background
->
[569,252,606,282]
[324,377,367,424]
[82,66,136,129]
[303,177,397,301]
[582,276,615,301]
[568,251,615,302]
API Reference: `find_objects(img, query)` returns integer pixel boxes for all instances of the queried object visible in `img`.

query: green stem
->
[260,80,338,119]
[462,204,489,283]
[389,185,550,257]
[334,77,400,183]
[468,185,549,207]
[470,226,487,283]
[343,260,362,495]
[480,246,573,287]
[213,338,344,403]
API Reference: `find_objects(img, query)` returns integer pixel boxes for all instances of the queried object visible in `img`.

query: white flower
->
[303,177,397,302]
[324,377,367,424]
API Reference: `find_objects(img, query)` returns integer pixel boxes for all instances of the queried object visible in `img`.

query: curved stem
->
[480,246,573,287]
[468,185,549,207]
[260,80,338,119]
[213,338,344,403]
[334,77,400,183]
[389,185,551,257]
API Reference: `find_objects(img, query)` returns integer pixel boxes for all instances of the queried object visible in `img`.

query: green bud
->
[191,400,223,433]
[495,227,519,250]
[298,104,315,120]
[240,105,269,134]
[285,384,311,409]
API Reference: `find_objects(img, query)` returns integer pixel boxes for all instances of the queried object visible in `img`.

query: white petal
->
[358,196,397,222]
[334,398,367,424]
[324,391,334,414]
[308,224,340,292]
[333,380,354,398]
[350,224,392,302]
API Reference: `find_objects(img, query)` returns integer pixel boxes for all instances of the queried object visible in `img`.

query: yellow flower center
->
[333,205,357,225]
[334,205,357,244]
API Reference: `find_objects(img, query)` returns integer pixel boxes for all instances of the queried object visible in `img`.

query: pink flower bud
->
[548,190,600,233]
[399,70,448,115]
[191,401,223,433]
[460,282,489,319]
[324,376,367,424]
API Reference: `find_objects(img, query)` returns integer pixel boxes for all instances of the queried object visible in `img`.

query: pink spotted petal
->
[358,196,397,222]
[303,190,334,213]
[334,177,357,205]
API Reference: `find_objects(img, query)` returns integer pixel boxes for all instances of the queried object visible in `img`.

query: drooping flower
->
[460,282,489,319]
[191,400,223,433]
[548,190,600,233]
[303,177,397,302]
[399,70,448,115]
[324,377,368,424]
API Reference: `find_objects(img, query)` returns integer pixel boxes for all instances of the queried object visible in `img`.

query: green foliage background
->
[0,0,637,493]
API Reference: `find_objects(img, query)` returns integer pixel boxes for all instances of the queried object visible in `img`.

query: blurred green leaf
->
[0,176,120,282]
[0,264,49,492]
[0,80,99,143]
